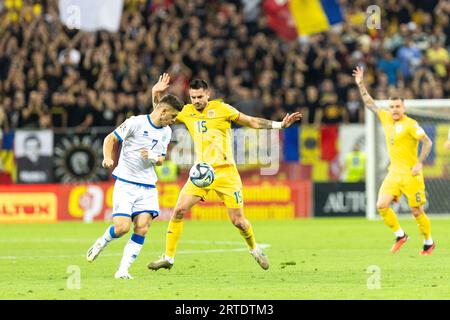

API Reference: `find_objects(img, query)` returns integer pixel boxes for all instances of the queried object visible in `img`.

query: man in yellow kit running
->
[353,66,435,255]
[148,74,301,270]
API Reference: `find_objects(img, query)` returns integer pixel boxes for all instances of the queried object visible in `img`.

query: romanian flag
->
[283,125,300,161]
[299,126,320,164]
[298,126,327,181]
[289,0,344,36]
[0,131,16,183]
[264,0,344,39]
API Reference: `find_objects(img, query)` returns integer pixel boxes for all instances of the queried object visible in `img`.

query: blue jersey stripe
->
[113,130,123,142]
[112,174,156,188]
[147,115,163,129]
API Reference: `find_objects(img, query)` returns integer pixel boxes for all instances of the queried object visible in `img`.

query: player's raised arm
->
[235,112,302,129]
[352,66,379,114]
[152,73,171,106]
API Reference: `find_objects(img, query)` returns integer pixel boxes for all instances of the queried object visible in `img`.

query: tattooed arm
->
[235,112,302,129]
[352,66,380,114]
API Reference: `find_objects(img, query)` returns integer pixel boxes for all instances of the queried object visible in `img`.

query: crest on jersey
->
[395,124,403,134]
[208,110,215,118]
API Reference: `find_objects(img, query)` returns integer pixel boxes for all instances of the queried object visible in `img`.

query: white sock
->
[118,234,145,272]
[424,238,433,246]
[99,225,117,247]
[394,229,405,238]
[164,255,174,264]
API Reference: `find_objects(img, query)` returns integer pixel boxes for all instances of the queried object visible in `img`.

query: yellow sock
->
[239,223,257,250]
[165,218,184,259]
[378,207,401,234]
[415,213,432,241]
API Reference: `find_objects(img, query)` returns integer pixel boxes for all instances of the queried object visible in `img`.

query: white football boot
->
[86,238,106,262]
[114,269,133,279]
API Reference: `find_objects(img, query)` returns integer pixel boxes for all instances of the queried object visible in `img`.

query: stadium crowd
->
[0,0,449,132]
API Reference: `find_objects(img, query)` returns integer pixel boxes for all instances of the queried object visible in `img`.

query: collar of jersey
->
[147,114,163,129]
[191,101,218,115]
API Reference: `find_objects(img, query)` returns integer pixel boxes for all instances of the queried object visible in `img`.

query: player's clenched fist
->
[140,149,160,164]
[102,158,114,168]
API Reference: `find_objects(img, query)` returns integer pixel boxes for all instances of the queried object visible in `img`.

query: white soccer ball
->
[189,162,215,188]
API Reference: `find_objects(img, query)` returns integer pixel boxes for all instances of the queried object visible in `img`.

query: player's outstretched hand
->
[152,73,171,93]
[140,148,159,164]
[352,66,364,85]
[102,158,114,168]
[281,112,302,128]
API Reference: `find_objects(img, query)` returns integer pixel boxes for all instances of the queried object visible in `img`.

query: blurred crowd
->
[0,0,449,132]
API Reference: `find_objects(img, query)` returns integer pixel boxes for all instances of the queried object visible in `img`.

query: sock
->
[415,213,432,243]
[240,223,257,251]
[165,219,184,260]
[99,225,119,247]
[378,207,401,235]
[118,233,145,272]
[395,228,405,238]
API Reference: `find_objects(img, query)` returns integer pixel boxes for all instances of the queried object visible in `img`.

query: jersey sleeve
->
[409,121,426,140]
[223,103,240,122]
[376,109,390,125]
[114,116,136,142]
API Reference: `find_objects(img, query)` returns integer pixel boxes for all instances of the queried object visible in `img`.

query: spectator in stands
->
[0,0,447,132]
[377,51,401,86]
[426,40,450,79]
[396,37,422,81]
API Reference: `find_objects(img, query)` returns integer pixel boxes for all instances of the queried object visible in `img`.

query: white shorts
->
[112,179,159,220]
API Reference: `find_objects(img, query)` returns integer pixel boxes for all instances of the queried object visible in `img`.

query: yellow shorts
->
[379,171,426,207]
[181,165,244,209]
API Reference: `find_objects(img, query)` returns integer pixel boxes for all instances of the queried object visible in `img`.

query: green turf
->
[0,218,449,300]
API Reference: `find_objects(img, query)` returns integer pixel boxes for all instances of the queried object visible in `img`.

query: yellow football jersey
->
[378,109,426,174]
[176,99,240,167]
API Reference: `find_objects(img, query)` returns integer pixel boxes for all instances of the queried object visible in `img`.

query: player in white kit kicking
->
[86,94,184,279]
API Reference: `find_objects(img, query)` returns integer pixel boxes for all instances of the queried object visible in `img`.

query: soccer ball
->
[189,162,215,188]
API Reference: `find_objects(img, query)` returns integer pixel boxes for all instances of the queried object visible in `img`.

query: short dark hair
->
[389,96,404,102]
[189,79,209,90]
[159,94,184,111]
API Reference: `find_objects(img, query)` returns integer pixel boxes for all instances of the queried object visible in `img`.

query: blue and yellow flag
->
[289,0,344,36]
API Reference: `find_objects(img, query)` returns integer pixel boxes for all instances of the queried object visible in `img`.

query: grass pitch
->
[1,218,449,300]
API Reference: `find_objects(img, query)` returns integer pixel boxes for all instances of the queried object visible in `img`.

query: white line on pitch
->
[0,243,270,260]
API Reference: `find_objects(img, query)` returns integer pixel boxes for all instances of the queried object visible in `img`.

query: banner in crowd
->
[59,0,124,32]
[15,130,54,184]
[0,185,58,223]
[422,124,450,179]
[53,132,109,183]
[0,180,312,223]
[263,0,344,39]
[313,182,366,217]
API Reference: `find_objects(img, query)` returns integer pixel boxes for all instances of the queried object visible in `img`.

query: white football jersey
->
[112,115,172,186]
